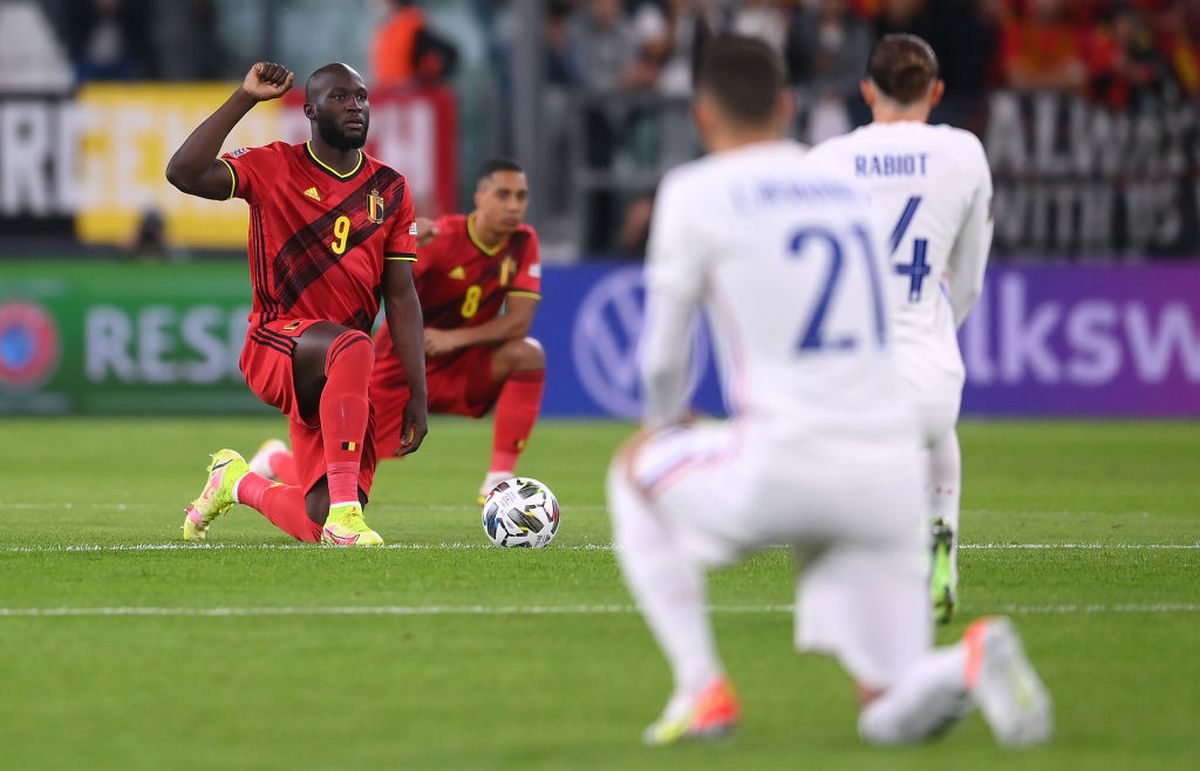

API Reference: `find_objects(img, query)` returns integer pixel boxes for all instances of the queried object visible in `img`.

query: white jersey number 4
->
[890,195,932,303]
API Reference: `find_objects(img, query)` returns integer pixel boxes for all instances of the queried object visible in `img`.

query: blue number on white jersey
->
[787,223,886,352]
[890,195,932,303]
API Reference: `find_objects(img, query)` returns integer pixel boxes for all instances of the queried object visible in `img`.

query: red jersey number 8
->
[461,285,482,318]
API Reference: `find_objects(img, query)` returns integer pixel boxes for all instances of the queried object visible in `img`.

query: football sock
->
[607,460,723,704]
[929,429,962,585]
[858,645,971,745]
[234,472,321,543]
[489,368,545,473]
[320,331,373,507]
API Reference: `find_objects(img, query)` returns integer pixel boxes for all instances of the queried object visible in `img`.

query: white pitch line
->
[0,542,614,554]
[0,603,1196,619]
[0,502,609,513]
[959,543,1200,550]
[3,542,1198,555]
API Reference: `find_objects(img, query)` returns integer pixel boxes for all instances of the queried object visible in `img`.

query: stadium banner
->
[0,84,456,248]
[0,261,262,414]
[1,261,1197,417]
[959,264,1200,416]
[986,91,1200,257]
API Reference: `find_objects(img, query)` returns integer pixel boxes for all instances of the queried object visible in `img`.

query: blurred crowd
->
[542,0,1200,132]
[525,0,1200,252]
[2,0,1199,256]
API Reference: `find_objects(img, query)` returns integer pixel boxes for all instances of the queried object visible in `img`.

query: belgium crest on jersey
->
[500,254,517,286]
[367,188,385,225]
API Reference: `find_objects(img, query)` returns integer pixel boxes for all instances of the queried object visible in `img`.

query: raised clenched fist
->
[242,62,294,102]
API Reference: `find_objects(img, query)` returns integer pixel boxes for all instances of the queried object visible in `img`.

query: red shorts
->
[370,337,502,458]
[240,319,379,497]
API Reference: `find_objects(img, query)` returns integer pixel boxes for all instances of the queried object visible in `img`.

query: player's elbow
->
[164,159,191,193]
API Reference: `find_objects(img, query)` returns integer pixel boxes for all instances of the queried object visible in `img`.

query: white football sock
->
[929,428,962,585]
[858,644,971,745]
[607,461,723,705]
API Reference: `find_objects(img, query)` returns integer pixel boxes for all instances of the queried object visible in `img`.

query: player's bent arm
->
[946,170,994,327]
[445,295,540,349]
[382,259,429,454]
[639,287,695,431]
[165,62,293,200]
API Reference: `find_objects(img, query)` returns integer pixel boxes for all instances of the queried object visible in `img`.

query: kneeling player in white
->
[806,34,993,623]
[607,36,1050,747]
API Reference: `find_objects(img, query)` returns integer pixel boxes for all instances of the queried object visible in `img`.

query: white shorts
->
[625,422,932,689]
[894,346,963,446]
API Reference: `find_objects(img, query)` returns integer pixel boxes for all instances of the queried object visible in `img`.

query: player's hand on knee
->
[242,62,294,102]
[424,328,460,357]
[396,399,429,457]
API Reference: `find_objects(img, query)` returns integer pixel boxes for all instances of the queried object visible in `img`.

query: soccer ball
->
[481,477,561,548]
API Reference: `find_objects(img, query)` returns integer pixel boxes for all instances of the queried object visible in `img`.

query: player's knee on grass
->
[491,337,544,380]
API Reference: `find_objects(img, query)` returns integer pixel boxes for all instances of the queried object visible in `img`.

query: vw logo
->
[0,301,61,390]
[571,266,709,418]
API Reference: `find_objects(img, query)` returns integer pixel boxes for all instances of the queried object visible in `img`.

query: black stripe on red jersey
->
[252,324,297,354]
[270,169,406,312]
[343,309,374,334]
[249,208,274,321]
[250,330,293,357]
[254,323,297,350]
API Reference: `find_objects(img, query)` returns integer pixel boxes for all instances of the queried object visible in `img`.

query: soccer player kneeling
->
[251,160,546,503]
[167,62,428,546]
[607,36,1052,747]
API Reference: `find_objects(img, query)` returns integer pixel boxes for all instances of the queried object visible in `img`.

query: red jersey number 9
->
[331,215,351,255]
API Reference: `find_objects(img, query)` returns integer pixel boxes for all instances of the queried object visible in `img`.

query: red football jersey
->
[412,213,541,330]
[220,141,417,333]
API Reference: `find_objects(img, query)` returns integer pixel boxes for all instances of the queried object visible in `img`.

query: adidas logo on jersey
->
[303,187,321,201]
[448,266,466,280]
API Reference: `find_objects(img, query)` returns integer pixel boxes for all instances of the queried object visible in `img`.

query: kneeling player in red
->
[166,61,428,545]
[253,159,544,502]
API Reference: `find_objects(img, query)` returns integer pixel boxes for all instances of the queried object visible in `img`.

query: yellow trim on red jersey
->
[506,290,541,300]
[305,142,363,180]
[384,252,418,262]
[218,158,238,200]
[466,212,508,257]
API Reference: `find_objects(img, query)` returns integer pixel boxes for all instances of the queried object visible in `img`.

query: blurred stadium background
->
[0,0,1197,418]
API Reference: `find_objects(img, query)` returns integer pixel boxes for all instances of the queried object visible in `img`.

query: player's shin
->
[929,429,961,582]
[234,472,321,542]
[606,460,724,707]
[319,331,374,506]
[489,368,545,475]
[857,646,971,745]
[929,429,962,622]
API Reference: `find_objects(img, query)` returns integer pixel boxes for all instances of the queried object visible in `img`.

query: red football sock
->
[490,368,545,472]
[320,331,373,505]
[235,472,321,542]
[268,449,299,487]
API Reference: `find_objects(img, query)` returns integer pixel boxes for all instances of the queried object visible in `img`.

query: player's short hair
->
[305,62,364,101]
[867,34,939,105]
[478,158,525,182]
[696,35,784,126]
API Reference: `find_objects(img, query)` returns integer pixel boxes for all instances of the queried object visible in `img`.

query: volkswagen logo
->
[571,266,709,418]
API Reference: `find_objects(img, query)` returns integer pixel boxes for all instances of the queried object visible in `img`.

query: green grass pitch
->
[0,417,1196,769]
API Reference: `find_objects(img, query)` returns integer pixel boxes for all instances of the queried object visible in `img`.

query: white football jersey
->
[806,122,993,372]
[640,139,915,439]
